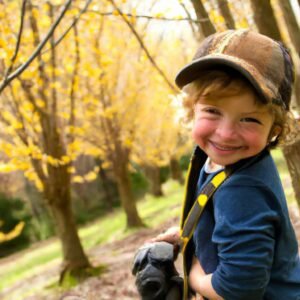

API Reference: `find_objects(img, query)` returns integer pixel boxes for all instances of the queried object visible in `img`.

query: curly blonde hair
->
[182,70,298,149]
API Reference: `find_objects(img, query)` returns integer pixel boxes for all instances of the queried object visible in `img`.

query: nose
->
[215,120,238,141]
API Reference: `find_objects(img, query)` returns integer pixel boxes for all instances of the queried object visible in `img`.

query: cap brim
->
[175,56,269,103]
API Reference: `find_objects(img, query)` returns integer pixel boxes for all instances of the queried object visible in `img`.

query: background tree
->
[75,3,192,226]
[190,0,216,37]
[216,0,235,29]
[277,0,300,56]
[0,0,93,279]
[249,0,282,40]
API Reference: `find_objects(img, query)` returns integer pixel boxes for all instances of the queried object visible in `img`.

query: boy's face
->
[192,88,275,167]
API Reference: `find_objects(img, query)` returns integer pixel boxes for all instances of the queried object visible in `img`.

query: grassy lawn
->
[0,149,295,298]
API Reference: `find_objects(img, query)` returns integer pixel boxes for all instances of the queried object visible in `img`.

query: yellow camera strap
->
[179,166,233,300]
[180,170,229,253]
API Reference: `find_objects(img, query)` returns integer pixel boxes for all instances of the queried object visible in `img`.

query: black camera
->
[132,242,183,300]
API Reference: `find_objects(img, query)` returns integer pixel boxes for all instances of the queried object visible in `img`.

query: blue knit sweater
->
[193,150,300,300]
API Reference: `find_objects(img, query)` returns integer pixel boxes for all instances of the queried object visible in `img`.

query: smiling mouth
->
[210,141,243,151]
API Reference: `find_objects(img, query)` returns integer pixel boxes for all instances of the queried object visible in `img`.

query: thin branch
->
[12,80,42,144]
[42,0,93,55]
[179,1,198,38]
[27,0,50,117]
[18,78,50,151]
[0,0,73,94]
[18,78,44,116]
[48,2,57,131]
[108,0,178,93]
[8,85,27,134]
[69,23,80,144]
[85,9,209,23]
[3,0,27,80]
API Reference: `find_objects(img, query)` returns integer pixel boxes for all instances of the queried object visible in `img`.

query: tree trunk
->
[190,0,216,37]
[277,0,300,108]
[116,163,144,228]
[249,0,282,40]
[97,159,116,210]
[170,158,184,185]
[46,165,91,282]
[216,0,236,29]
[144,165,164,197]
[277,0,300,55]
[283,138,300,208]
[50,195,91,282]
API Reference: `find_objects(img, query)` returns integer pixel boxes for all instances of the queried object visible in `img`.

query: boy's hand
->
[149,226,180,245]
[191,294,205,300]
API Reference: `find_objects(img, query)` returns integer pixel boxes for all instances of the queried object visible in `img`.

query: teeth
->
[212,142,240,151]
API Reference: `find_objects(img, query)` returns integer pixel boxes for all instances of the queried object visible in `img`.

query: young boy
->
[153,30,300,299]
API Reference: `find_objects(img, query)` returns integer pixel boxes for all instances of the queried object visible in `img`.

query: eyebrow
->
[240,110,266,115]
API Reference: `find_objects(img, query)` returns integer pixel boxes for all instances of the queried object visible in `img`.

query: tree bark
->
[190,0,216,37]
[49,190,91,283]
[116,163,144,228]
[277,0,300,55]
[97,159,116,210]
[144,165,164,197]
[249,0,282,40]
[170,158,184,185]
[283,138,300,208]
[44,160,91,281]
[216,0,236,29]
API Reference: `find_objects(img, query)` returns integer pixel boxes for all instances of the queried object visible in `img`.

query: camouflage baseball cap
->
[175,30,294,110]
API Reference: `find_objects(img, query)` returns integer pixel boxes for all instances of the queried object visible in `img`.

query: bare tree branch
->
[48,1,58,132]
[69,23,80,144]
[85,9,209,23]
[3,0,27,81]
[42,0,93,55]
[108,0,178,93]
[178,1,199,39]
[0,0,73,94]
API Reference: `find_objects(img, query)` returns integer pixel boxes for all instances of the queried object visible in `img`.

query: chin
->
[210,156,241,166]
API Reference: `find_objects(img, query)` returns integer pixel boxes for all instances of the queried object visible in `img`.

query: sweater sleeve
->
[211,175,280,300]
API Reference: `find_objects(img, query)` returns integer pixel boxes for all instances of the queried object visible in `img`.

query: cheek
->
[243,130,269,148]
[192,120,214,142]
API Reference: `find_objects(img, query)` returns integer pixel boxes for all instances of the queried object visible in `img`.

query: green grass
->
[0,241,61,291]
[0,179,184,295]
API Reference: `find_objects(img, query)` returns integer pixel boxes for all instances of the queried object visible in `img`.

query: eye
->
[240,117,262,124]
[204,107,220,115]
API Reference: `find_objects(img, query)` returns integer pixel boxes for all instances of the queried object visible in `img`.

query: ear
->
[269,125,282,142]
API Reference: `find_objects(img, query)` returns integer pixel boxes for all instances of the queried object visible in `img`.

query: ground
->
[66,217,179,300]
[1,206,300,300]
